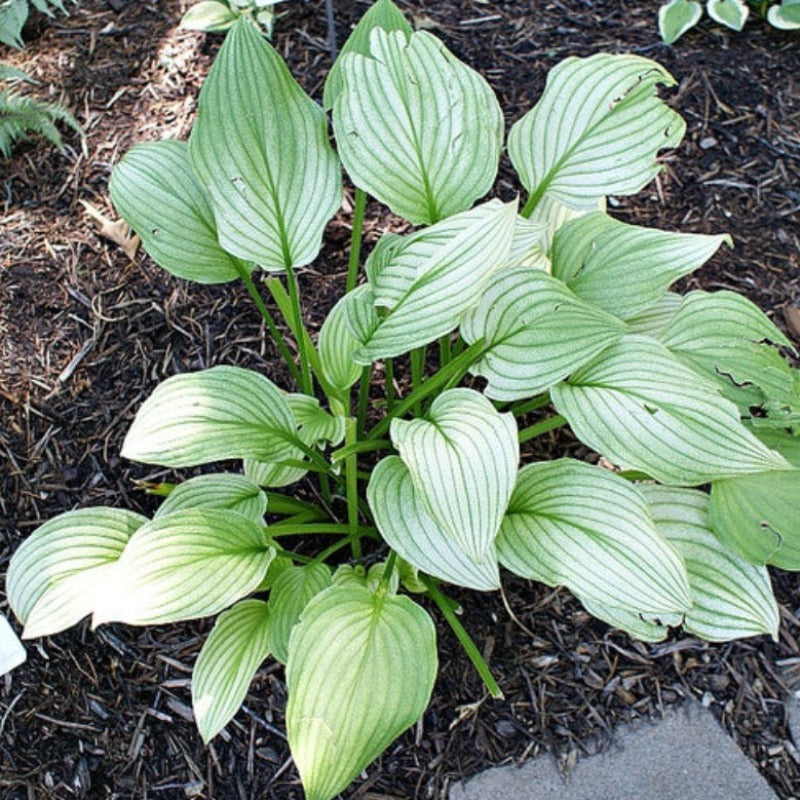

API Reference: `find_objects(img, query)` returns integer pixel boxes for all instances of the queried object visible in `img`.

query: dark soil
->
[1,1,799,799]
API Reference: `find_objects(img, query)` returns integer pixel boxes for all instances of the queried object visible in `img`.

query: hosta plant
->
[659,0,800,43]
[180,0,289,37]
[8,1,800,798]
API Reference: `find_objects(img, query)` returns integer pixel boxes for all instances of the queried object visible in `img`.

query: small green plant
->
[8,1,800,798]
[659,0,800,43]
[180,0,288,37]
[0,63,81,156]
[0,0,74,49]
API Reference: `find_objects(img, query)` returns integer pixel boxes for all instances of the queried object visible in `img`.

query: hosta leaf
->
[323,0,412,111]
[767,0,800,29]
[192,599,271,743]
[110,140,248,284]
[658,290,795,410]
[244,458,308,489]
[285,393,346,446]
[625,292,682,337]
[243,393,344,488]
[318,287,373,392]
[267,563,332,664]
[550,212,729,319]
[354,199,517,362]
[707,0,749,30]
[122,366,297,468]
[286,586,437,800]
[551,336,789,485]
[365,561,400,595]
[180,0,238,31]
[365,202,540,310]
[659,0,703,43]
[461,267,627,401]
[29,0,66,15]
[155,473,267,523]
[497,460,691,616]
[710,468,800,569]
[189,20,341,270]
[643,486,778,641]
[260,553,293,591]
[508,54,685,211]
[579,596,675,642]
[0,615,26,675]
[333,28,503,225]
[756,430,800,467]
[390,389,518,562]
[332,564,368,588]
[7,508,147,639]
[92,510,274,626]
[367,456,500,591]
[524,194,605,269]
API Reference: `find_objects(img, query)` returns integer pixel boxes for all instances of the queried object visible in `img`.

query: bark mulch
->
[1,1,799,798]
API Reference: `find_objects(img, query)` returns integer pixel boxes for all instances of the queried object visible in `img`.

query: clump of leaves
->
[0,63,81,157]
[180,0,288,37]
[8,1,800,799]
[659,0,800,43]
[0,0,75,49]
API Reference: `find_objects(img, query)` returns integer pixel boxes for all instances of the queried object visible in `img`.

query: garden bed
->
[1,0,799,798]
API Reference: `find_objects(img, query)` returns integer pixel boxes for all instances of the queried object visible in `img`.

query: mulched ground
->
[1,0,800,798]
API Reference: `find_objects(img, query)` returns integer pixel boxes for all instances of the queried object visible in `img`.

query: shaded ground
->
[1,1,799,798]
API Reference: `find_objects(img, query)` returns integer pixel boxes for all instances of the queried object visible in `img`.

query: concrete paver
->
[449,703,777,800]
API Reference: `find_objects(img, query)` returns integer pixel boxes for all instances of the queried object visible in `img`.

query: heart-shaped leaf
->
[767,0,800,29]
[286,585,437,800]
[390,389,518,562]
[509,54,685,211]
[192,599,271,743]
[707,0,749,31]
[461,266,627,400]
[659,0,703,43]
[92,510,274,626]
[333,28,503,225]
[551,336,789,485]
[497,460,691,616]
[189,20,341,270]
[122,366,297,468]
[7,508,147,639]
[367,456,501,591]
[110,140,250,284]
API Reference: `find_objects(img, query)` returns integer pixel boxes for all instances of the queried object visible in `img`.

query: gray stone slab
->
[450,703,777,800]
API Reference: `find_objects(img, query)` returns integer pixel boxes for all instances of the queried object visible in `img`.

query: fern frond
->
[0,89,82,157]
[0,63,36,83]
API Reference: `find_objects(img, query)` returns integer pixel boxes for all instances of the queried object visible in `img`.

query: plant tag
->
[0,613,26,676]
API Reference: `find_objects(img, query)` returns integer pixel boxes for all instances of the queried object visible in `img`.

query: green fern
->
[0,71,82,157]
[1,0,74,49]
